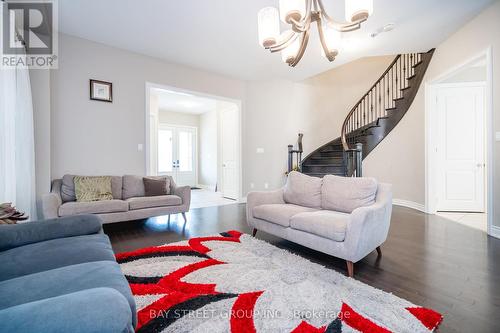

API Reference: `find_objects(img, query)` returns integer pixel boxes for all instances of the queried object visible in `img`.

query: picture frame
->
[90,79,113,102]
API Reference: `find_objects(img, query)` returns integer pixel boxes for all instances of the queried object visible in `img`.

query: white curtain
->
[0,51,37,220]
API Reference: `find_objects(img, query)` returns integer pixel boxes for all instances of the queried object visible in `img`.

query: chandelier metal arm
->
[290,29,310,67]
[268,32,299,52]
[316,19,336,62]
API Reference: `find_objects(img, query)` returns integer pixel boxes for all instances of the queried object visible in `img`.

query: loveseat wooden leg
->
[181,212,187,222]
[346,261,354,278]
[252,228,257,237]
[376,246,382,257]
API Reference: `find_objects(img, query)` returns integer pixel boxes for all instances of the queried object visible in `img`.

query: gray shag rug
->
[117,230,442,332]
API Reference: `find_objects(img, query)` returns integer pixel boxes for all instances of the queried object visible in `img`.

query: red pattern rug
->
[116,231,443,332]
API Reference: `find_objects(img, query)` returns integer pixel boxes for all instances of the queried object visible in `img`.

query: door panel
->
[157,126,197,187]
[175,128,197,187]
[437,85,485,212]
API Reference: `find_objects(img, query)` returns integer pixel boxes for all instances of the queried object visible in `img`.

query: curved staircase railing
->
[298,49,435,178]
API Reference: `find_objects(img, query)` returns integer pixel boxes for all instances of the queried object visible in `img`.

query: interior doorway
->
[426,51,492,233]
[145,83,242,207]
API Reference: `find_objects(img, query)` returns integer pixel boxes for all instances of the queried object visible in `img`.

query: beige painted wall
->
[364,1,500,226]
[50,34,245,178]
[29,69,51,217]
[242,56,394,194]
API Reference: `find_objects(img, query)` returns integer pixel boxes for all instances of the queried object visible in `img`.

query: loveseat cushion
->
[61,175,123,202]
[321,175,378,213]
[126,195,182,210]
[290,210,350,242]
[59,199,128,216]
[284,171,322,208]
[253,204,317,227]
[0,234,115,281]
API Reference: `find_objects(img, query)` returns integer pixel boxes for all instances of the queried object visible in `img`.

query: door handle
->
[476,163,484,168]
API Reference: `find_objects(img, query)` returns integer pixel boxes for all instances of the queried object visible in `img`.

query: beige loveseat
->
[246,171,392,277]
[42,175,191,224]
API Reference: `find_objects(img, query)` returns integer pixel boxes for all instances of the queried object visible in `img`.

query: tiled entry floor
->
[436,212,487,232]
[190,189,237,209]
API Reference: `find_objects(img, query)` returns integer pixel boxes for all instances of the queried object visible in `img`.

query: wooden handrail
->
[341,54,401,150]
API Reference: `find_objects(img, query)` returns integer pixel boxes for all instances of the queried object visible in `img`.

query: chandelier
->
[257,0,373,67]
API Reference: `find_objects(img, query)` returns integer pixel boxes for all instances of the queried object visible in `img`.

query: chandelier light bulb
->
[281,35,301,65]
[279,0,306,24]
[258,7,280,47]
[345,0,374,23]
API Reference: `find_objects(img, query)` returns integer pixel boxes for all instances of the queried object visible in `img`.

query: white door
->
[220,107,239,200]
[436,84,485,212]
[157,125,197,187]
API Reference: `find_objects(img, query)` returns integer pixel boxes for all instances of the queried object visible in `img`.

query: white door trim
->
[424,47,494,237]
[145,82,243,200]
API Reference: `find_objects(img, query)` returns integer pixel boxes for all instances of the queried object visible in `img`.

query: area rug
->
[116,231,443,333]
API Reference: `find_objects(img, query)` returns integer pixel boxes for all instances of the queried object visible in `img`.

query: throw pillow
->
[283,171,322,208]
[143,177,171,196]
[74,176,113,202]
[321,175,378,213]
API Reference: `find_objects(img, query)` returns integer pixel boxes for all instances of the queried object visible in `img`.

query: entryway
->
[145,83,242,206]
[426,51,492,233]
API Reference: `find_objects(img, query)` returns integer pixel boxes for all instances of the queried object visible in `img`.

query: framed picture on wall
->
[90,79,113,102]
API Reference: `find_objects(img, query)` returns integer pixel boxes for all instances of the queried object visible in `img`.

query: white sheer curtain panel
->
[0,48,37,220]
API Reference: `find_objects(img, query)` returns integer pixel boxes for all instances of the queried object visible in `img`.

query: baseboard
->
[490,225,500,239]
[392,199,427,213]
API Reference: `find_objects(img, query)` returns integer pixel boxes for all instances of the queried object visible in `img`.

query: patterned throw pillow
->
[74,176,113,202]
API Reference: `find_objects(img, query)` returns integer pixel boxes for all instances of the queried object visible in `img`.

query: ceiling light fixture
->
[257,0,373,67]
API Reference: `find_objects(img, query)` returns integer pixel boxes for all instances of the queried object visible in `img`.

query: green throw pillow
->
[74,176,113,202]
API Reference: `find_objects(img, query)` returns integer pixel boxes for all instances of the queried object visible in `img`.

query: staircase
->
[299,49,435,177]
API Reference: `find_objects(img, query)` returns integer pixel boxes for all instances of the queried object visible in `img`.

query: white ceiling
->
[59,0,494,81]
[152,88,217,115]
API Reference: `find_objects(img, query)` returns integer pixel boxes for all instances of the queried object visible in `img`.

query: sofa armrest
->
[246,189,285,224]
[0,288,135,333]
[41,179,63,219]
[174,185,191,210]
[42,192,62,219]
[344,184,393,262]
[0,214,103,252]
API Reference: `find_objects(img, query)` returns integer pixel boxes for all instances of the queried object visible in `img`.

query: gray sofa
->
[42,175,191,223]
[246,171,392,277]
[0,214,136,333]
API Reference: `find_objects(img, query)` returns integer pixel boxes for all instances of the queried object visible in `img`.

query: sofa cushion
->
[284,171,322,208]
[290,211,350,242]
[61,175,123,202]
[322,175,378,213]
[143,176,171,196]
[74,176,113,202]
[253,204,317,227]
[122,175,145,199]
[0,234,115,281]
[0,261,136,325]
[126,195,182,210]
[59,199,128,216]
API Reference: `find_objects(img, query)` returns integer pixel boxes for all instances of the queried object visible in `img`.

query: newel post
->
[355,143,363,177]
[288,145,293,173]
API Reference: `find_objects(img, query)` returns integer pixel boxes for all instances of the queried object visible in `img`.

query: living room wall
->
[49,33,245,179]
[363,1,500,229]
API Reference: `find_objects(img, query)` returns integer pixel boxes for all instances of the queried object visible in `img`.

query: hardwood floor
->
[104,204,500,333]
